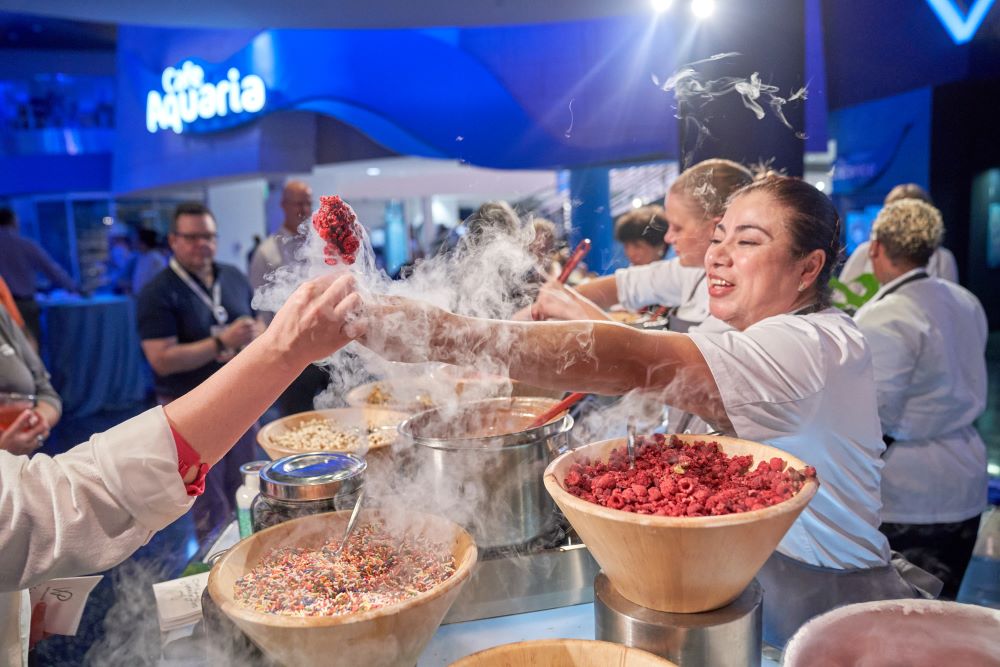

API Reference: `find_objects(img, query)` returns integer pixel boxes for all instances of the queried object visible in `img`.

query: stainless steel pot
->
[398,397,574,550]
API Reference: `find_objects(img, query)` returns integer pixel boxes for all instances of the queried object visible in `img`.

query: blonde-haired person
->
[525,158,752,334]
[854,199,988,599]
[839,184,958,285]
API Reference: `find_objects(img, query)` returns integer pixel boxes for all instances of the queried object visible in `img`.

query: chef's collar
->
[870,267,930,303]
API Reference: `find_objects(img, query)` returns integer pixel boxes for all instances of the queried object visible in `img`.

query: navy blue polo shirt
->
[137,262,254,398]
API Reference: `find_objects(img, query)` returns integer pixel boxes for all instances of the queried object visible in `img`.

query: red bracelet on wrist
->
[170,426,208,497]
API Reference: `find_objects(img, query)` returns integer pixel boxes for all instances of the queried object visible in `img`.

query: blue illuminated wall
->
[113,19,686,192]
[114,2,810,194]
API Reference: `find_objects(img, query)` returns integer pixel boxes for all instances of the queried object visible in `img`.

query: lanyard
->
[169,258,228,326]
[872,270,930,303]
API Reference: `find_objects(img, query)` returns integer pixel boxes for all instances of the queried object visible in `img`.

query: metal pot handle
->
[547,414,576,458]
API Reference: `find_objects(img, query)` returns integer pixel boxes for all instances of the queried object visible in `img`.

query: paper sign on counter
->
[152,572,210,632]
[28,575,103,636]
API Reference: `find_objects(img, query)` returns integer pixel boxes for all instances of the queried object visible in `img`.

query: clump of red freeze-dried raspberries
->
[564,434,816,517]
[312,195,363,265]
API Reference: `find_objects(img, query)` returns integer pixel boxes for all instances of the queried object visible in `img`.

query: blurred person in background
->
[615,205,670,266]
[106,231,135,294]
[0,207,78,344]
[0,277,24,331]
[523,159,752,334]
[249,180,314,307]
[839,184,958,285]
[136,202,263,538]
[854,199,988,599]
[249,180,329,415]
[131,228,167,295]
[0,297,61,456]
[528,217,560,278]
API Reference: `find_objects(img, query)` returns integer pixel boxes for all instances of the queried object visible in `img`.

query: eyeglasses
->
[173,232,218,242]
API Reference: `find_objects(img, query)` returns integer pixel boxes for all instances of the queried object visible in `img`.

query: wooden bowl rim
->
[449,639,678,666]
[207,509,478,628]
[543,434,819,529]
[344,377,546,409]
[257,407,410,459]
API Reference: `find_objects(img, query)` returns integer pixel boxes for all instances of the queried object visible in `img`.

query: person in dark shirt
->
[136,202,263,538]
[0,207,78,345]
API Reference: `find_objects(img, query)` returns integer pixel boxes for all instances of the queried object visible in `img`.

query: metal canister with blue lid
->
[250,452,366,533]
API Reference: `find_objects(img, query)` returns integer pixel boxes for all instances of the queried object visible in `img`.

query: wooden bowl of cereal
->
[345,378,563,413]
[450,639,676,666]
[207,509,477,667]
[543,434,818,614]
[257,408,408,468]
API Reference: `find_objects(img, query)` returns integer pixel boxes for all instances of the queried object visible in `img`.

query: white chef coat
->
[840,242,958,285]
[0,407,194,667]
[615,258,718,329]
[854,269,988,524]
[689,309,891,569]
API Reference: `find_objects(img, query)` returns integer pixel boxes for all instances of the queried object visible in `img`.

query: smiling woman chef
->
[357,175,930,647]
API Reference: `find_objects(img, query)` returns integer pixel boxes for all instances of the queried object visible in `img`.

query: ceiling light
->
[691,0,716,19]
[632,198,644,209]
[815,181,826,192]
[366,167,381,176]
[651,0,674,12]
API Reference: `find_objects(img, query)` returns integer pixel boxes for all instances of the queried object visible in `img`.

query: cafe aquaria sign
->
[146,60,267,134]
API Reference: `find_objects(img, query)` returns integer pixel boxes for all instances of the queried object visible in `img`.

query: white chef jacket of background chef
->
[854,270,988,524]
[840,242,958,284]
[689,310,891,569]
[0,407,194,667]
[615,257,730,333]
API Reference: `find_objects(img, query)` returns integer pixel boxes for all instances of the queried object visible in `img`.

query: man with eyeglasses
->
[136,201,263,538]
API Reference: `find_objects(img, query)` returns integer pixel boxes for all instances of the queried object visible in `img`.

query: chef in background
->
[522,158,750,334]
[854,198,988,599]
[839,184,958,285]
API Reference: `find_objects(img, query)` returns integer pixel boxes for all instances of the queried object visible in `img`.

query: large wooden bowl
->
[450,639,677,666]
[256,407,408,466]
[207,510,477,666]
[543,435,818,613]
[784,600,1000,667]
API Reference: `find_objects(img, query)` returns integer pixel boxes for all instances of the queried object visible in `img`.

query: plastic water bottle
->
[957,480,1000,609]
[236,460,267,539]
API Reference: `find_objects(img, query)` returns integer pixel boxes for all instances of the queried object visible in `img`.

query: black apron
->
[757,550,940,649]
[666,273,706,333]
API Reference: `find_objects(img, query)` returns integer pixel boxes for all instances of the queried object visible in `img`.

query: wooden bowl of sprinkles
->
[208,509,477,667]
[257,407,408,465]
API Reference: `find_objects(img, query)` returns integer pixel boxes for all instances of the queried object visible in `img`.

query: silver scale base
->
[595,572,763,667]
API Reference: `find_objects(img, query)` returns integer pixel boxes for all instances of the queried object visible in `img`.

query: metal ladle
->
[331,488,366,558]
[626,421,637,469]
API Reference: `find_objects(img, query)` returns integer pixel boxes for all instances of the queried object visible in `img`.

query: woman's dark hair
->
[729,175,843,307]
[615,206,669,250]
[0,207,15,228]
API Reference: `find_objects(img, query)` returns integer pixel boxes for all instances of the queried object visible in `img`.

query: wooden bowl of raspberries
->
[543,433,819,613]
